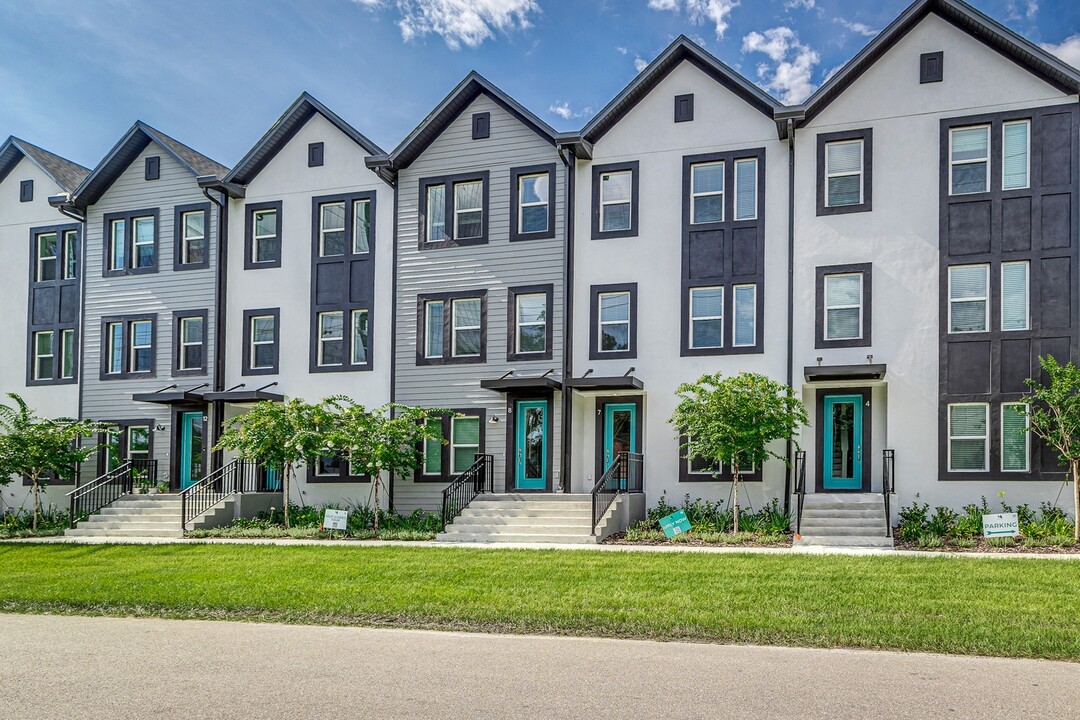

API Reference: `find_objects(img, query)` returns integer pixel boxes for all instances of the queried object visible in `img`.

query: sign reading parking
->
[982,512,1019,538]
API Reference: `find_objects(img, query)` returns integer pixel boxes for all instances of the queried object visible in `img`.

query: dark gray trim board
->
[101,208,160,276]
[415,290,488,366]
[814,387,872,493]
[591,161,639,240]
[241,307,281,376]
[98,313,158,381]
[588,282,637,361]
[804,364,886,382]
[413,408,486,483]
[509,163,557,242]
[172,202,211,271]
[417,170,490,248]
[243,200,283,270]
[506,284,554,362]
[171,309,209,377]
[565,375,644,391]
[816,128,873,216]
[480,376,561,392]
[815,263,872,349]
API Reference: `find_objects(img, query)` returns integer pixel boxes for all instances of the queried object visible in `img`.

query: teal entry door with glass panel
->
[179,411,204,490]
[602,403,637,472]
[822,394,863,490]
[514,400,548,490]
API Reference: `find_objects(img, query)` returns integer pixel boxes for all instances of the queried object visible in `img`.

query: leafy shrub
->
[897,503,929,542]
[927,506,959,538]
[1050,535,1076,548]
[916,531,944,548]
[0,506,69,538]
[987,536,1016,548]
[640,494,788,538]
[952,537,975,548]
[192,502,439,540]
[954,499,990,539]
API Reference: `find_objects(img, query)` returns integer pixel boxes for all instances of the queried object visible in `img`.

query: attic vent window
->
[145,156,160,181]
[19,179,33,202]
[674,94,694,123]
[472,112,490,140]
[920,51,943,83]
[308,142,324,167]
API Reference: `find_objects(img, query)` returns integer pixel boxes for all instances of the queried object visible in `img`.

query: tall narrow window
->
[518,173,549,234]
[690,161,724,224]
[353,199,371,254]
[250,315,276,370]
[128,426,150,463]
[733,284,756,347]
[600,170,633,232]
[62,230,78,279]
[450,416,480,473]
[453,180,483,240]
[452,298,482,357]
[950,125,990,195]
[351,309,369,365]
[424,300,445,359]
[180,210,206,265]
[36,232,57,282]
[1001,403,1030,472]
[33,331,54,380]
[426,185,446,243]
[106,322,123,374]
[423,418,443,475]
[948,264,989,333]
[734,158,757,221]
[129,320,153,373]
[60,328,75,379]
[178,316,204,371]
[948,403,989,471]
[689,287,723,349]
[132,216,155,268]
[1001,261,1029,331]
[515,293,547,354]
[252,208,278,264]
[317,311,344,366]
[1002,120,1030,191]
[599,291,631,352]
[825,140,863,207]
[825,273,863,340]
[110,219,126,271]
[319,202,346,257]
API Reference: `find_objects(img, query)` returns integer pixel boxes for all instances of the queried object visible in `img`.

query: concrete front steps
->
[65,494,233,538]
[436,493,598,544]
[793,493,894,549]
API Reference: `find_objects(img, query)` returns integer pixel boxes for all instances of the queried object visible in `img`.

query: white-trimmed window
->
[422,418,442,475]
[1001,403,1030,472]
[734,158,757,221]
[314,455,340,478]
[424,300,445,358]
[129,320,153,373]
[178,316,204,371]
[351,309,369,365]
[598,291,631,352]
[451,298,482,357]
[319,201,346,257]
[450,416,480,474]
[1001,261,1029,331]
[518,173,549,234]
[62,230,78,280]
[453,180,483,240]
[36,232,57,282]
[426,185,446,242]
[106,322,123,374]
[127,426,150,463]
[825,139,864,207]
[180,210,206,265]
[950,125,990,195]
[60,328,74,379]
[250,315,276,369]
[132,216,155,268]
[689,287,723,349]
[515,293,547,354]
[317,311,344,366]
[690,161,724,224]
[733,284,756,347]
[824,273,863,340]
[353,199,371,254]
[600,170,632,232]
[33,331,54,380]
[948,264,989,333]
[948,403,989,472]
[252,208,278,263]
[1002,119,1030,191]
[109,219,126,271]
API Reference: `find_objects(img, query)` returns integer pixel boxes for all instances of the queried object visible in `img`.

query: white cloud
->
[616,46,629,54]
[352,0,541,49]
[741,26,820,104]
[548,101,594,120]
[835,18,878,37]
[634,56,649,72]
[783,0,814,9]
[647,0,740,39]
[1042,34,1080,70]
[1005,0,1039,21]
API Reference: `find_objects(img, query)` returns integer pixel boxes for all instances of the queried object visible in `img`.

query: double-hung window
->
[453,180,483,240]
[733,284,756,347]
[824,140,863,207]
[450,415,481,473]
[317,311,344,366]
[948,264,989,333]
[102,316,155,379]
[1001,403,1030,472]
[33,331,54,380]
[825,273,863,340]
[104,210,158,274]
[244,310,278,374]
[132,216,155,269]
[419,293,485,364]
[109,219,126,272]
[128,426,150,464]
[518,174,549,234]
[515,293,547,355]
[424,300,445,359]
[36,232,57,282]
[174,204,209,269]
[689,287,723,349]
[416,411,484,480]
[1001,261,1029,331]
[106,322,124,375]
[690,161,724,224]
[318,202,346,257]
[129,320,153,373]
[600,170,633,231]
[246,203,282,268]
[425,185,446,243]
[949,125,990,195]
[452,298,482,358]
[420,173,488,247]
[734,158,758,221]
[598,291,631,353]
[948,403,989,472]
[176,314,205,373]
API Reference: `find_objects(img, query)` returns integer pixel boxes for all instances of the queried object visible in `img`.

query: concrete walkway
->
[0,614,1076,720]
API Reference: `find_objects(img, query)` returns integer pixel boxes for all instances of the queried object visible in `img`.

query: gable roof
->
[0,136,90,194]
[225,92,385,186]
[375,71,561,175]
[798,0,1080,125]
[70,121,228,208]
[579,35,783,145]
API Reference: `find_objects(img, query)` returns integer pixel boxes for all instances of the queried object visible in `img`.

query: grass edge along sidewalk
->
[1,542,1078,662]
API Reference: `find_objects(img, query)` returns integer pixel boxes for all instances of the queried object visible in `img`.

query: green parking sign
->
[659,510,692,538]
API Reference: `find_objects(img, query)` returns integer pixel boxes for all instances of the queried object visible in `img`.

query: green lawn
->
[1,543,1077,660]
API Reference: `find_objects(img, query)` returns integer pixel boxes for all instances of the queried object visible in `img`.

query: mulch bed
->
[603,533,794,548]
[894,538,1080,554]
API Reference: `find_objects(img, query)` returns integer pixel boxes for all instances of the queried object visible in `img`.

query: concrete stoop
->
[793,493,894,549]
[66,494,234,539]
[436,494,599,545]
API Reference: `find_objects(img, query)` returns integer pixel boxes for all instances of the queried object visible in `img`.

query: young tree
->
[0,393,102,530]
[1025,355,1080,541]
[215,398,335,529]
[324,400,447,533]
[670,372,807,532]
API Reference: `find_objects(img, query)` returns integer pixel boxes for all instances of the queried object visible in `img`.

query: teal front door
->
[822,395,863,490]
[514,400,548,490]
[602,402,637,472]
[179,411,204,490]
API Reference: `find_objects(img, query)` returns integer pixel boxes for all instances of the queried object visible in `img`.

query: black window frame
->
[244,200,283,270]
[26,223,80,386]
[172,309,209,376]
[102,208,160,277]
[99,314,157,381]
[816,128,873,216]
[510,163,557,242]
[815,263,872,349]
[414,409,485,482]
[418,171,490,249]
[589,282,637,361]
[173,202,211,271]
[95,418,155,478]
[242,307,280,376]
[507,284,554,362]
[306,452,370,484]
[677,432,760,483]
[591,161,639,240]
[415,290,488,366]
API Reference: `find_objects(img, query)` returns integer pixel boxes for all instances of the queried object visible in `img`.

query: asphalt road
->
[1,614,1077,719]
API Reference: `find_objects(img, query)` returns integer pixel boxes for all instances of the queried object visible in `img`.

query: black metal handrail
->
[67,458,158,528]
[794,450,807,535]
[882,449,895,538]
[441,454,493,531]
[591,451,644,534]
[180,459,263,530]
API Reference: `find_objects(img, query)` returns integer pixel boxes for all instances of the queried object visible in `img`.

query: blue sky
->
[2,0,1078,171]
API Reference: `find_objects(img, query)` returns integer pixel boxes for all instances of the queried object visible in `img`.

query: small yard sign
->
[323,508,348,531]
[982,512,1019,538]
[659,510,692,538]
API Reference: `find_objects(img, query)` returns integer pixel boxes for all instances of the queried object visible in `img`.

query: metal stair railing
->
[440,454,494,531]
[794,450,807,536]
[591,451,644,535]
[67,459,158,528]
[882,449,896,538]
[180,459,261,531]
